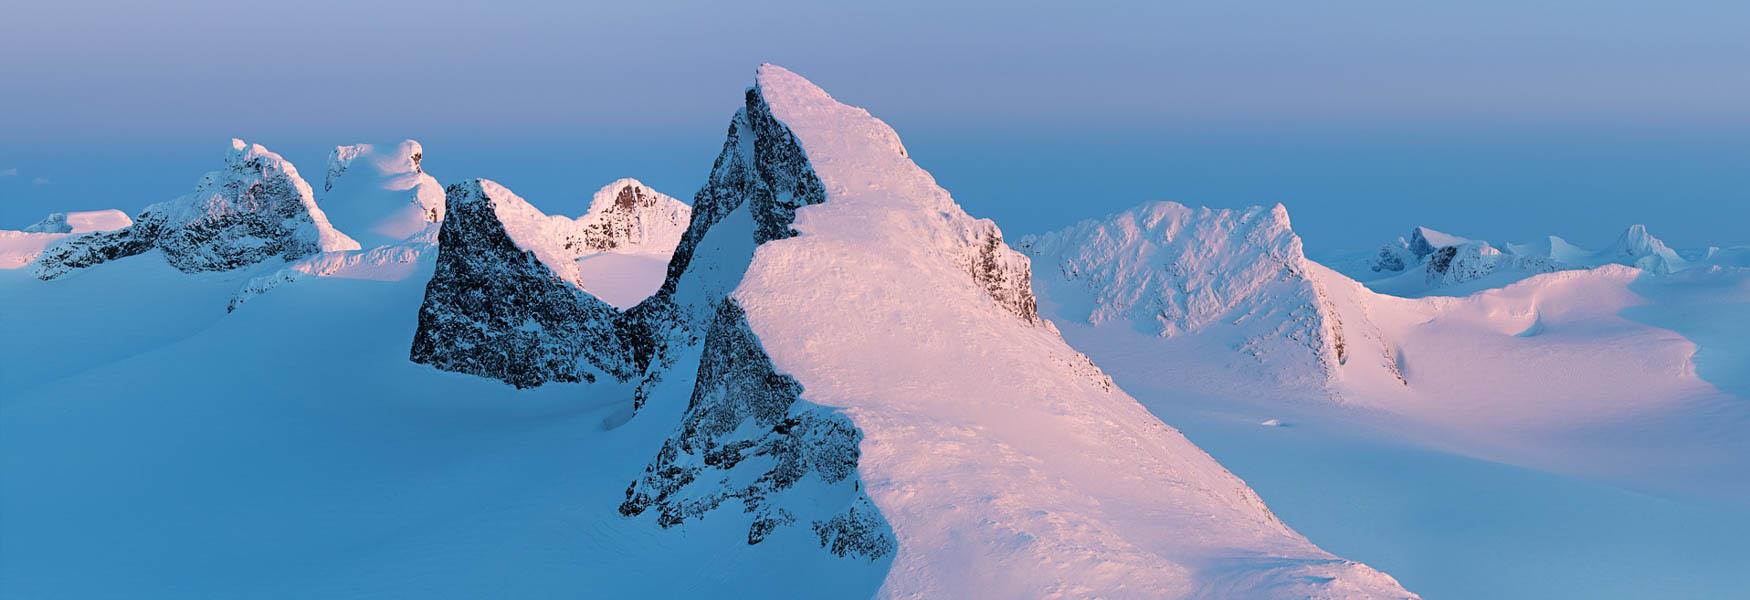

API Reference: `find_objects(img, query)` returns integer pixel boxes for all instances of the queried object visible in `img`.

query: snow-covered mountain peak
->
[34,138,358,279]
[409,178,637,388]
[1600,223,1686,273]
[1023,200,1407,393]
[617,66,1409,597]
[1022,201,1311,336]
[318,140,444,246]
[325,140,425,191]
[1408,226,1471,257]
[748,64,1038,322]
[575,178,690,255]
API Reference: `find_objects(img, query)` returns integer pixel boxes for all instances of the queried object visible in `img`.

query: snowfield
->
[1027,201,1750,597]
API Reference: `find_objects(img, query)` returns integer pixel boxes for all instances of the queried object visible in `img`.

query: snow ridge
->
[34,139,358,280]
[620,64,1412,598]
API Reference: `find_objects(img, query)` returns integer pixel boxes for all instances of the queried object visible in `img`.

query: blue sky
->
[2,0,1746,252]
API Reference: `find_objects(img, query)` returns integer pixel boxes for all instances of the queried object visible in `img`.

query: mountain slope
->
[623,65,1412,598]
[1029,200,1750,501]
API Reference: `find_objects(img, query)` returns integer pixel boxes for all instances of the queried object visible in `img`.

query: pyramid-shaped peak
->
[754,63,827,99]
[586,178,682,214]
[1615,223,1663,248]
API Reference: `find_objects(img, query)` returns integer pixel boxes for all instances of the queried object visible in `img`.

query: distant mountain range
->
[5,64,1748,600]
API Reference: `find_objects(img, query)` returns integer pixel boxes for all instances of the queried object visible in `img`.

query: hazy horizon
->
[4,0,1747,252]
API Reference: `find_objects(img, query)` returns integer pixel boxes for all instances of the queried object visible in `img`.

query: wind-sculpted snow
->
[318,140,444,247]
[35,139,357,279]
[410,180,635,388]
[620,300,894,559]
[1021,202,1405,389]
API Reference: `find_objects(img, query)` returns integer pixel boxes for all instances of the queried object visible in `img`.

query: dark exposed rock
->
[963,220,1040,323]
[619,300,893,560]
[743,88,828,244]
[652,88,827,299]
[1407,227,1445,260]
[622,87,833,400]
[1371,242,1411,272]
[36,140,346,280]
[573,185,662,252]
[409,180,634,388]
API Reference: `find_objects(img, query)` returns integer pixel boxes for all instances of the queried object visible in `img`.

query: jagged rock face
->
[619,76,912,562]
[653,91,827,300]
[619,300,893,559]
[962,220,1039,323]
[35,140,355,280]
[743,88,829,244]
[409,180,634,388]
[621,91,835,401]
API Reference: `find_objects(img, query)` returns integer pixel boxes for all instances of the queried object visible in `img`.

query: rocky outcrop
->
[572,179,690,254]
[35,139,356,279]
[960,220,1039,323]
[619,89,834,406]
[653,88,828,298]
[619,300,893,559]
[409,180,634,388]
